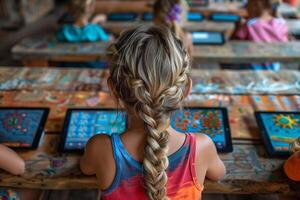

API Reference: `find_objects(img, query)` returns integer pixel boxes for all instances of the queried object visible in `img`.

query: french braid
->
[108,25,190,200]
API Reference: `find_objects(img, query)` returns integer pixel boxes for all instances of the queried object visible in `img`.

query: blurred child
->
[284,137,300,181]
[0,144,25,199]
[57,0,109,43]
[80,25,225,200]
[153,0,193,55]
[235,0,288,70]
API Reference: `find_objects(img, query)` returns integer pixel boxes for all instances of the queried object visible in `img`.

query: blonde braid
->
[108,25,190,200]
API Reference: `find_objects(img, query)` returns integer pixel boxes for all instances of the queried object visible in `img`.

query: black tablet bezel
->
[174,107,233,153]
[191,31,225,45]
[255,111,299,157]
[0,107,49,150]
[209,12,241,23]
[59,108,128,153]
[107,13,138,22]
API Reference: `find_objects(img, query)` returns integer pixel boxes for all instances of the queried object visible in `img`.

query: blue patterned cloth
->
[57,23,109,42]
[0,189,20,200]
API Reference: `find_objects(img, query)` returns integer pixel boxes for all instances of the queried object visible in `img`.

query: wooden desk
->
[191,2,247,17]
[13,39,300,66]
[287,19,300,35]
[12,35,110,66]
[1,67,300,95]
[0,134,297,194]
[1,67,300,139]
[193,41,300,63]
[101,21,235,37]
[0,67,298,193]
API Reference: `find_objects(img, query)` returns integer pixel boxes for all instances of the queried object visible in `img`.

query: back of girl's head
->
[70,0,95,20]
[247,0,279,18]
[108,25,190,200]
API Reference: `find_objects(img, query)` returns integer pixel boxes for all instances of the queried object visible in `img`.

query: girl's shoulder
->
[194,133,216,154]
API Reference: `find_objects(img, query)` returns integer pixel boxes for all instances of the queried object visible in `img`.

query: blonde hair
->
[70,0,95,20]
[108,25,190,200]
[291,137,300,153]
[153,0,188,38]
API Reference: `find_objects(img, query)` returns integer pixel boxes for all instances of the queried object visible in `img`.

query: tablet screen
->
[256,112,300,156]
[61,108,232,152]
[187,12,204,21]
[192,32,224,45]
[0,108,48,148]
[142,12,204,21]
[210,13,240,22]
[170,108,232,152]
[63,110,127,151]
[107,13,138,21]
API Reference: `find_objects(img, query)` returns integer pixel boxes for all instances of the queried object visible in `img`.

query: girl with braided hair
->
[153,0,193,55]
[80,25,225,200]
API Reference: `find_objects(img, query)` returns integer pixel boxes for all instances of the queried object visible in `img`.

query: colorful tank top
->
[101,133,203,200]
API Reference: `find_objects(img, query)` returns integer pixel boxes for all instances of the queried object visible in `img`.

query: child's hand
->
[92,14,107,24]
[0,144,25,175]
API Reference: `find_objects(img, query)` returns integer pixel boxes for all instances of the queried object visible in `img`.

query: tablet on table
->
[255,111,300,157]
[0,107,49,149]
[60,107,232,153]
[192,31,225,45]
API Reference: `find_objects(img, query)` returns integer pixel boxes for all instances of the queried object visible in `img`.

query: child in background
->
[0,144,25,200]
[284,137,300,181]
[235,0,288,70]
[153,0,193,55]
[80,25,225,200]
[57,0,109,43]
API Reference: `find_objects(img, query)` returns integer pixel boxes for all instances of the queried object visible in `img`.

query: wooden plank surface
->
[193,41,300,63]
[1,67,300,95]
[12,33,300,63]
[1,67,300,139]
[0,134,296,194]
[101,21,235,36]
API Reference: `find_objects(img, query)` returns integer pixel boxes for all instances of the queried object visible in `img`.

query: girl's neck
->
[259,10,274,21]
[127,114,170,135]
[74,16,90,27]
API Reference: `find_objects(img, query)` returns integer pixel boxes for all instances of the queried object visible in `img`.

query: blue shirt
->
[57,23,109,42]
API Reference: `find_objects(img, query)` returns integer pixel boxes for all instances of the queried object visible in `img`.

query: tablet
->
[255,111,300,157]
[170,107,233,152]
[187,0,209,7]
[0,108,49,149]
[60,108,232,153]
[192,31,225,45]
[142,12,153,21]
[210,13,241,22]
[187,12,205,22]
[142,12,204,22]
[107,13,138,21]
[60,109,127,152]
